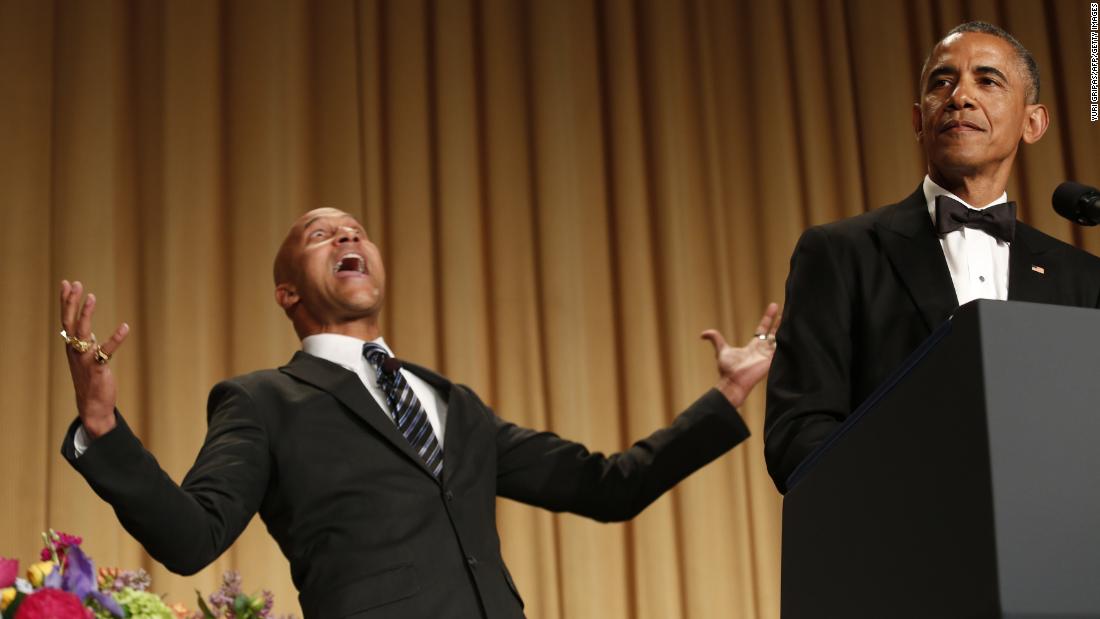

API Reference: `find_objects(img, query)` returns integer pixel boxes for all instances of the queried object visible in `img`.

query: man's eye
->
[309,229,328,239]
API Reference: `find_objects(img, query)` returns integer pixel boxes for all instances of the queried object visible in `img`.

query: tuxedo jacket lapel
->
[280,351,440,482]
[875,188,959,331]
[1009,224,1057,304]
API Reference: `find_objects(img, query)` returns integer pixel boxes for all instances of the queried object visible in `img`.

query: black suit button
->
[444,490,454,501]
[466,555,478,567]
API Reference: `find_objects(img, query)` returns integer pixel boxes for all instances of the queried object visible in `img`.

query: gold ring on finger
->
[60,329,96,353]
[93,345,112,365]
[753,332,769,341]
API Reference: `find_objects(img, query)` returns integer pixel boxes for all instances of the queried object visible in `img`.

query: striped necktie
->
[362,342,444,478]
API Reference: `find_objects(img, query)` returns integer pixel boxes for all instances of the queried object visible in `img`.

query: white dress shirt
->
[301,334,447,446]
[75,334,447,456]
[924,175,1011,305]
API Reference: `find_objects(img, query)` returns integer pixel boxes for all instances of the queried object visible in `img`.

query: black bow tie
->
[934,195,1016,243]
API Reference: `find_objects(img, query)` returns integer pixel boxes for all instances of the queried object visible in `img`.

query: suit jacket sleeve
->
[60,380,270,575]
[765,225,855,493]
[488,388,750,522]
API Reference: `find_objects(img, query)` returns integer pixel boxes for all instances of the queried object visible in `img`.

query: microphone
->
[1052,181,1100,226]
[381,356,403,374]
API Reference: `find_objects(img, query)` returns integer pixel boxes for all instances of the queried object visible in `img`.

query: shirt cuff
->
[74,425,89,457]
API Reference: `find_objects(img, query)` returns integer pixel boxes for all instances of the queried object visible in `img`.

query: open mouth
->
[334,252,367,276]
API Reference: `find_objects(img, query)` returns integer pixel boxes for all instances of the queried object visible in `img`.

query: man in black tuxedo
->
[59,208,779,618]
[765,21,1100,493]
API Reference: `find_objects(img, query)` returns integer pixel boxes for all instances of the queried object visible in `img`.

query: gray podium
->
[781,300,1100,619]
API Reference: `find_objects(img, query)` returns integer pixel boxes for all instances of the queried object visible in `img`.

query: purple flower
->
[88,589,126,617]
[109,568,152,592]
[43,565,63,589]
[260,590,274,618]
[207,570,243,612]
[60,545,95,599]
[59,545,124,617]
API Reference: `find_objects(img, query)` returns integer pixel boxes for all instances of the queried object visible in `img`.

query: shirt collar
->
[301,333,393,371]
[923,174,1008,226]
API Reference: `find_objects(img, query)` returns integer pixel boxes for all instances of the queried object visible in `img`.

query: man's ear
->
[912,103,924,143]
[275,283,299,311]
[1021,103,1049,145]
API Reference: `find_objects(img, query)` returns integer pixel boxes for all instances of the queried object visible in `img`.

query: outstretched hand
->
[60,280,129,439]
[701,302,780,408]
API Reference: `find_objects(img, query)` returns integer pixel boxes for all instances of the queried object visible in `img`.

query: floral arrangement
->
[0,530,293,619]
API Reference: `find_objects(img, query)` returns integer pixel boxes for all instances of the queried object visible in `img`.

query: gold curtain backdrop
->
[1,0,1097,616]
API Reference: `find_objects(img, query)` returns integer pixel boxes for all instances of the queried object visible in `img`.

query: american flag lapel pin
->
[1031,265,1046,275]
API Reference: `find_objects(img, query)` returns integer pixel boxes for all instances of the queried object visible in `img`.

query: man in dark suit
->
[58,207,779,618]
[765,21,1100,493]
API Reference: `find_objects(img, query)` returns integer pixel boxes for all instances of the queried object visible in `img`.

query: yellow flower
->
[26,561,55,587]
[1,586,16,610]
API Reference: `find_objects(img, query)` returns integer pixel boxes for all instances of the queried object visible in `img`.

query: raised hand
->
[701,302,780,408]
[60,280,130,439]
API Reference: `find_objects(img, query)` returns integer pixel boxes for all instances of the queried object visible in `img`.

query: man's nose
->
[946,81,977,110]
[336,227,360,243]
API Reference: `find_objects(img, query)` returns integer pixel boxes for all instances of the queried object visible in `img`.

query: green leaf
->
[233,593,251,616]
[5,591,26,618]
[195,590,217,619]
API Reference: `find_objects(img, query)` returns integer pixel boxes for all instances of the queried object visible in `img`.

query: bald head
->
[273,207,349,286]
[271,208,386,339]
